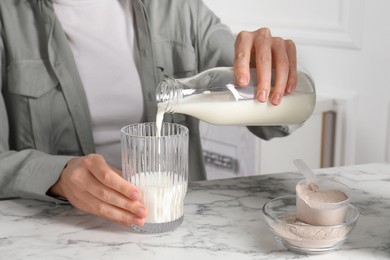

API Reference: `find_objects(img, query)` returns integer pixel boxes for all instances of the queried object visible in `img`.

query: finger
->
[234,31,253,86]
[72,189,146,227]
[270,37,290,106]
[64,163,145,216]
[83,172,147,218]
[110,165,122,176]
[253,28,273,102]
[85,154,141,200]
[284,39,297,94]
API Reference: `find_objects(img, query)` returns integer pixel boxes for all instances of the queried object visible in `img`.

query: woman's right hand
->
[48,154,147,227]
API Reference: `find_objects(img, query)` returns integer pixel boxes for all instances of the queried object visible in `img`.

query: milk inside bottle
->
[155,67,316,127]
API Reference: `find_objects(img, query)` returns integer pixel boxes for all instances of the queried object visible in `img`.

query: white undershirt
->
[54,0,145,168]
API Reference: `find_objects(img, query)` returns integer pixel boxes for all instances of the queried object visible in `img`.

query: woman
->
[0,0,297,227]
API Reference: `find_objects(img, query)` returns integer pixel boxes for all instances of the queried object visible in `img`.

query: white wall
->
[204,0,390,166]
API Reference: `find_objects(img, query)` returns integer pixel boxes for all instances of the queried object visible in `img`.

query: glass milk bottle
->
[155,67,316,126]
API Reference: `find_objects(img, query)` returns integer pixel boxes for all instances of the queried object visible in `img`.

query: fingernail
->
[129,191,140,200]
[271,93,281,105]
[258,89,267,102]
[133,217,145,227]
[286,83,296,94]
[286,84,293,94]
[237,75,248,85]
[135,206,146,217]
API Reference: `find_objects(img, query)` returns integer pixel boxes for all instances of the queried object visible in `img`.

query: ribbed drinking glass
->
[121,122,189,233]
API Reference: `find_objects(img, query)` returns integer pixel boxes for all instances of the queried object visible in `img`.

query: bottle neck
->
[156,78,182,113]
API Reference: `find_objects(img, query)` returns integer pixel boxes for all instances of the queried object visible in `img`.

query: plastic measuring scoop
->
[293,159,319,187]
[293,159,351,225]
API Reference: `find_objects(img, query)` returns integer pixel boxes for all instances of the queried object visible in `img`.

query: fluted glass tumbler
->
[121,122,189,233]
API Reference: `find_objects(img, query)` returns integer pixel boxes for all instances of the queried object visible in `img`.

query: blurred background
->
[200,0,390,179]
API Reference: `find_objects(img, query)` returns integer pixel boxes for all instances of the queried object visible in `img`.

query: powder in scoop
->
[297,183,348,206]
[296,182,349,225]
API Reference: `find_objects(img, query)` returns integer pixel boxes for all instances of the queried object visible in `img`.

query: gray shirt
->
[0,0,292,203]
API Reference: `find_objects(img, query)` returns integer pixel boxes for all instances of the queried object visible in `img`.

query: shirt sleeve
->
[196,0,235,71]
[0,23,72,203]
[0,22,9,153]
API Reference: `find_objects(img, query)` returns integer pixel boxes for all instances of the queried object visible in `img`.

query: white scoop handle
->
[293,159,318,184]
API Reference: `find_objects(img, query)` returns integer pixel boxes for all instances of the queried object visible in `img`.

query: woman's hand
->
[234,27,297,105]
[49,154,147,227]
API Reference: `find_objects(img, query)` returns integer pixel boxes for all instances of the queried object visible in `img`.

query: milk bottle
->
[155,67,316,126]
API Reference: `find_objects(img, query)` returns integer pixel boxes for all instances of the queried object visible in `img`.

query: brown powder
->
[298,183,348,205]
[296,182,349,225]
[272,215,352,247]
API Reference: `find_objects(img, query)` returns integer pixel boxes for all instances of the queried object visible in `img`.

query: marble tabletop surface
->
[1,163,390,260]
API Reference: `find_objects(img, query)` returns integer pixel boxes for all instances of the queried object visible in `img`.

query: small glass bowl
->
[262,195,359,254]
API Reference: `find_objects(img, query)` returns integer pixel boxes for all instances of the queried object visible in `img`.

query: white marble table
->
[1,163,390,260]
